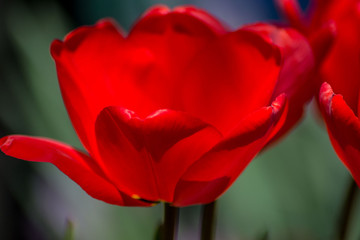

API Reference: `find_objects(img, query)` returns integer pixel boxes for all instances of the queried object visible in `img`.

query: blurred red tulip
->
[277,0,360,186]
[0,5,314,206]
[319,82,360,186]
[312,0,360,113]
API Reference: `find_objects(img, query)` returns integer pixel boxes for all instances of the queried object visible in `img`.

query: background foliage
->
[0,0,359,239]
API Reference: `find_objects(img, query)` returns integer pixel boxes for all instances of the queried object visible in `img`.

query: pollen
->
[131,194,141,200]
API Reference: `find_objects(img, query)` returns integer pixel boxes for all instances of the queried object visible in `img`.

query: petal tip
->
[130,5,225,37]
[50,39,64,59]
[0,136,12,152]
[142,5,171,18]
[271,93,287,114]
[173,5,227,34]
[96,18,117,27]
[319,82,335,115]
[95,18,125,35]
[60,18,123,53]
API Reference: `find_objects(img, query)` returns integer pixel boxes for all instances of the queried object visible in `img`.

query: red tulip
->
[0,5,314,206]
[319,82,360,186]
[312,0,360,113]
[277,0,360,186]
[277,0,360,97]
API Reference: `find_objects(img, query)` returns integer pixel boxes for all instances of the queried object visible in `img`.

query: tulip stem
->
[163,203,179,240]
[201,201,217,240]
[338,178,358,240]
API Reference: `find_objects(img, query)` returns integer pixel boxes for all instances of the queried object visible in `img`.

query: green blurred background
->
[0,0,359,239]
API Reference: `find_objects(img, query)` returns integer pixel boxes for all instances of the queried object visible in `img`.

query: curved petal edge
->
[173,94,288,206]
[319,82,360,187]
[0,135,150,206]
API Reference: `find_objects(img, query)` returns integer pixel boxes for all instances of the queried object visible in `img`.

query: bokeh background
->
[0,0,359,239]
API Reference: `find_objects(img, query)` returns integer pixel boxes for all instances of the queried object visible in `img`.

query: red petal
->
[52,8,227,157]
[274,0,308,33]
[173,95,288,206]
[243,23,315,143]
[0,135,149,206]
[126,6,226,115]
[313,0,360,115]
[319,82,360,187]
[308,21,337,67]
[179,29,281,134]
[95,107,222,202]
[311,0,357,27]
[173,6,228,34]
[51,19,130,157]
[130,5,226,36]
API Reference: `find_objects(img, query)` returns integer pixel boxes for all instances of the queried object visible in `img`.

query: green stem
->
[201,201,217,240]
[163,203,179,240]
[338,178,358,240]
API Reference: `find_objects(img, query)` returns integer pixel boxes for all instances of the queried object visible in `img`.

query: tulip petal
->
[95,107,222,202]
[243,23,315,144]
[172,6,228,34]
[173,94,288,206]
[315,0,360,115]
[51,8,227,157]
[179,29,282,134]
[319,82,360,186]
[130,5,226,36]
[126,6,227,114]
[51,19,130,156]
[274,0,307,33]
[308,21,337,66]
[0,135,149,206]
